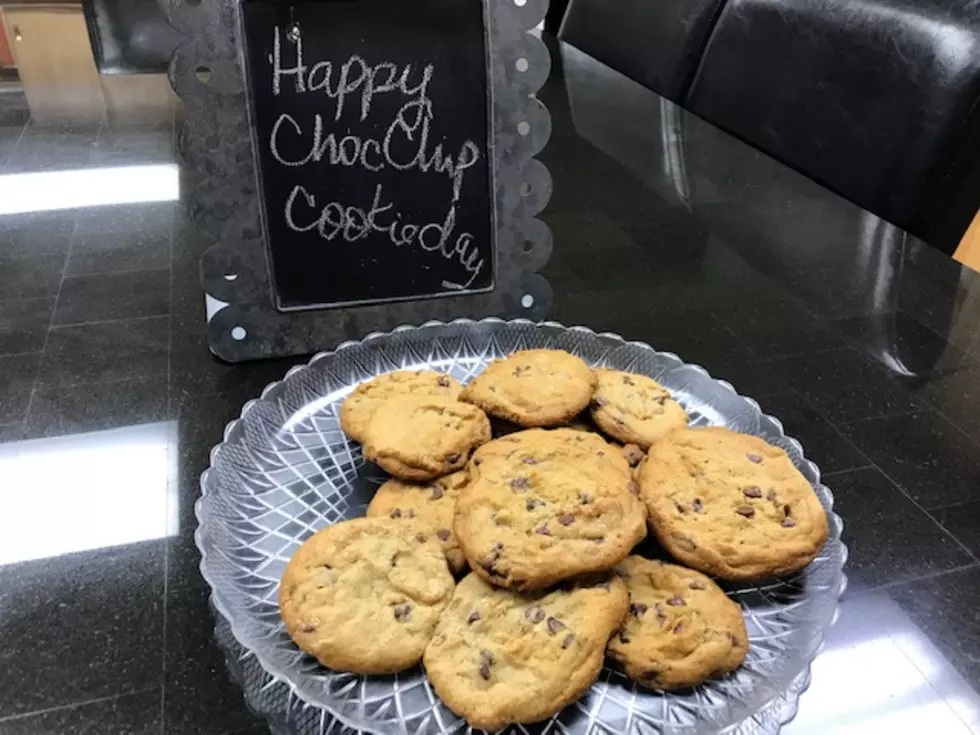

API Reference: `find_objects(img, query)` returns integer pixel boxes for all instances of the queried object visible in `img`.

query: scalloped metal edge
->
[196,317,848,734]
[164,0,556,361]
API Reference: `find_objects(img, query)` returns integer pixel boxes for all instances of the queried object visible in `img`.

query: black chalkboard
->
[241,0,495,311]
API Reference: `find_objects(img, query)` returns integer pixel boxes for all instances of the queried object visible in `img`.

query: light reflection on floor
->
[0,421,177,565]
[786,593,980,733]
[0,163,179,215]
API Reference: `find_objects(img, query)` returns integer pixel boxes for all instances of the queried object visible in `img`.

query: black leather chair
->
[559,0,726,102]
[685,0,980,255]
[84,0,183,75]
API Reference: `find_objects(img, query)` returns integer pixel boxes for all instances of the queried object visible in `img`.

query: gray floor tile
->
[929,501,980,559]
[25,377,171,440]
[0,353,40,424]
[37,317,168,389]
[0,541,165,718]
[888,566,980,688]
[0,211,75,260]
[53,270,169,325]
[840,409,980,509]
[0,297,55,355]
[0,254,66,300]
[65,230,171,277]
[828,468,974,590]
[0,689,161,734]
[163,584,262,735]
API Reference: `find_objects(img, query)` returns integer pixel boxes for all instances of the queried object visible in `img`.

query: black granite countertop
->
[1,36,979,734]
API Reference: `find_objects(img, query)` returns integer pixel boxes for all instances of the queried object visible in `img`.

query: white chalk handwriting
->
[267,24,488,290]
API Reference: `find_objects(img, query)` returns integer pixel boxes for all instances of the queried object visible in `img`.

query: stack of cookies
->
[278,349,831,731]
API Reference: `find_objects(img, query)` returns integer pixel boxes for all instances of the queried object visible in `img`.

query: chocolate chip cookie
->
[340,370,462,443]
[423,571,628,730]
[366,471,468,573]
[590,369,689,449]
[454,428,647,590]
[279,518,455,674]
[363,396,491,481]
[638,427,829,581]
[607,556,747,690]
[460,349,597,427]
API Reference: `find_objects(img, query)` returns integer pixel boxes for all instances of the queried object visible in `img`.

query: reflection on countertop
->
[1,36,980,735]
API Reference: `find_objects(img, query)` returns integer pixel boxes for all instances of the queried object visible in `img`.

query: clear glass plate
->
[198,319,848,734]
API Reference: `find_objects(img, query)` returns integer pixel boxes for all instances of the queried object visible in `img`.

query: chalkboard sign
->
[167,0,553,361]
[242,0,495,311]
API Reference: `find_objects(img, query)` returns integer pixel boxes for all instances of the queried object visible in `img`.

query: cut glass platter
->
[198,319,848,734]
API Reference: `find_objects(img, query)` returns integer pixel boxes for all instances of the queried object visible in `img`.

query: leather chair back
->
[686,0,980,254]
[559,0,726,102]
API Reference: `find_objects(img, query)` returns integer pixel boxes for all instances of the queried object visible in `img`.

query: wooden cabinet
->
[1,5,104,125]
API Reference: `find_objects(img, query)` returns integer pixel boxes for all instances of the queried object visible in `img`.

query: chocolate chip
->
[479,650,494,680]
[783,504,792,517]
[673,622,684,634]
[743,486,762,498]
[579,491,591,504]
[640,670,660,681]
[618,630,630,644]
[613,416,626,426]
[405,509,416,519]
[437,376,451,387]
[561,633,576,649]
[300,624,316,633]
[747,453,763,463]
[526,498,544,511]
[735,506,755,518]
[474,458,482,466]
[430,486,444,501]
[594,396,609,408]
[622,376,635,386]
[666,596,686,607]
[629,603,648,617]
[691,498,704,513]
[436,528,451,541]
[593,536,605,544]
[766,489,777,501]
[481,543,503,575]
[655,603,668,626]
[557,514,575,526]
[688,580,706,590]
[467,611,480,624]
[416,533,428,543]
[534,524,551,536]
[653,395,668,405]
[525,607,545,623]
[782,517,797,528]
[628,481,640,496]
[597,451,605,457]
[446,453,461,464]
[510,477,529,491]
[393,604,411,622]
[674,502,688,514]
[389,509,402,519]
[522,456,537,465]
[547,617,565,635]
[621,444,644,467]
